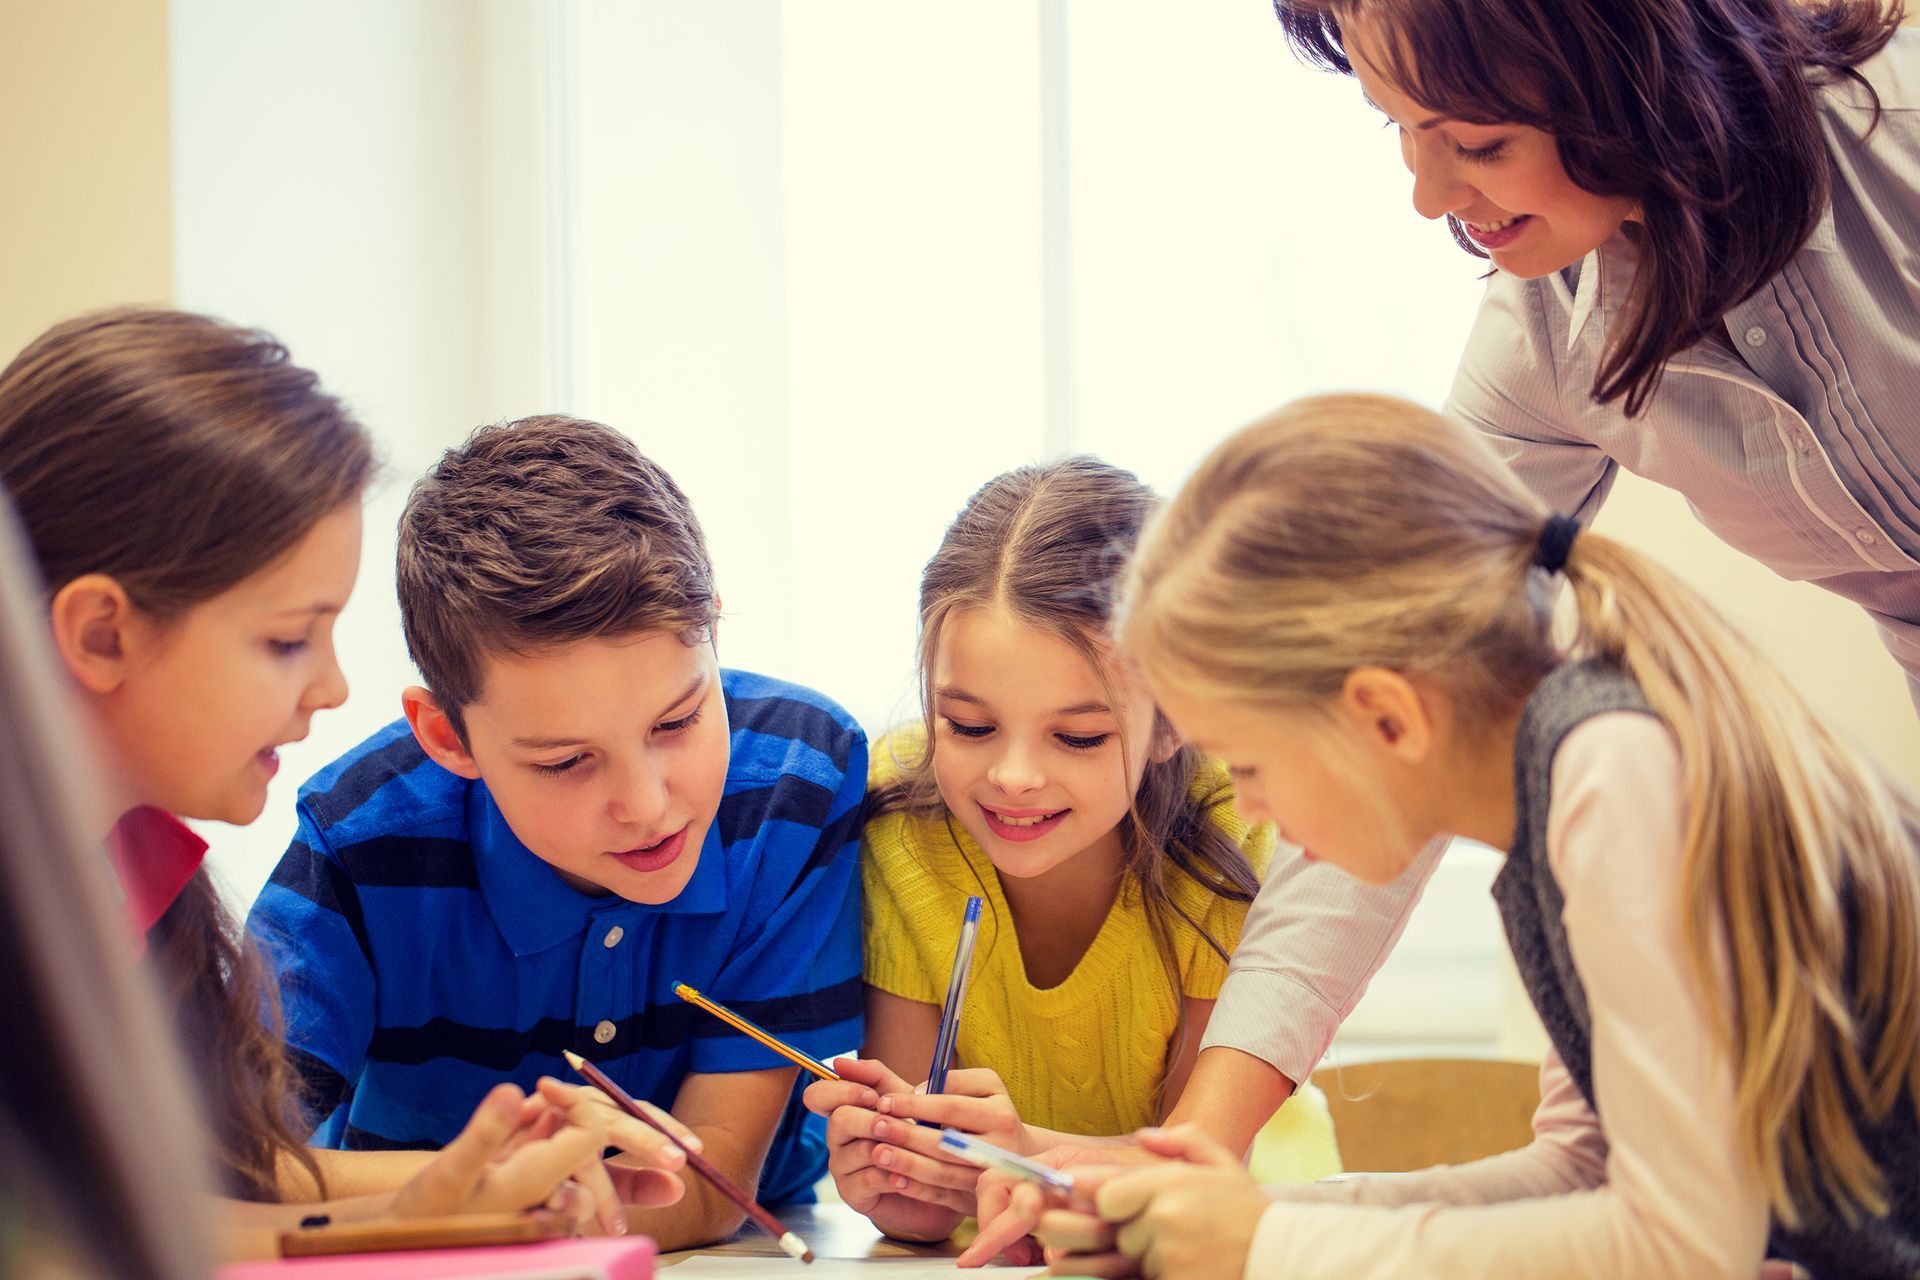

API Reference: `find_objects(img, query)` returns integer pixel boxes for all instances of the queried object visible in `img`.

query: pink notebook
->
[215,1237,656,1280]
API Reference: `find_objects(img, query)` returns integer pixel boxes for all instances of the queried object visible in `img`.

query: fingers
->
[475,1122,607,1212]
[605,1159,688,1209]
[403,1084,526,1213]
[536,1078,699,1166]
[871,1134,979,1196]
[867,1114,968,1163]
[1035,1207,1118,1256]
[568,1156,628,1236]
[542,1179,601,1236]
[956,1178,1048,1267]
[830,1056,916,1095]
[1130,1123,1239,1169]
[933,1067,1008,1098]
[804,1077,881,1117]
[877,1090,1017,1136]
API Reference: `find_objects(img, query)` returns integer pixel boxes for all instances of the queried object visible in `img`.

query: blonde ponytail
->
[1122,392,1920,1228]
[1557,533,1920,1225]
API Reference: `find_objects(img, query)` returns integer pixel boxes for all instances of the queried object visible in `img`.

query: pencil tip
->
[675,983,694,999]
[778,1232,812,1263]
[562,1049,585,1069]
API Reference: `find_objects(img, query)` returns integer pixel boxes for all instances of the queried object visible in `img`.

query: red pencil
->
[562,1049,814,1264]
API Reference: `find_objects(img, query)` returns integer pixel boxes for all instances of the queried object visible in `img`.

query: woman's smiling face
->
[1344,12,1637,278]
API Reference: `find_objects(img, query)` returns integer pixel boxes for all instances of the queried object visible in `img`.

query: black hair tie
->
[1531,514,1581,575]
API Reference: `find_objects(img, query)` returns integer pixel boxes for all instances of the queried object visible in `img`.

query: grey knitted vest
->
[1492,660,1920,1278]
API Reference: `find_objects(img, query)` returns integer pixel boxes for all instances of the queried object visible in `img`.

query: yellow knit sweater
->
[861,737,1274,1137]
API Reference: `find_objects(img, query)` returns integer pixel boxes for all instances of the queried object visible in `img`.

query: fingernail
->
[612,1215,627,1235]
[861,1090,879,1107]
[878,1097,893,1114]
[685,1134,704,1151]
[873,1119,890,1139]
[877,1148,893,1168]
[893,1175,909,1190]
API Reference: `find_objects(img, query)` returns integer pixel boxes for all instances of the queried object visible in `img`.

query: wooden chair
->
[1307,1057,1541,1172]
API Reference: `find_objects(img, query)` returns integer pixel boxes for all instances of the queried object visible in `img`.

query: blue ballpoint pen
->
[925,895,984,1098]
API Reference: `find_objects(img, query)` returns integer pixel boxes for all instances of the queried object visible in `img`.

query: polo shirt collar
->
[469,785,731,957]
[106,806,208,956]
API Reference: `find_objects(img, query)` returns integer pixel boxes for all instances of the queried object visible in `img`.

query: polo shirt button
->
[603,926,624,948]
[1744,326,1768,347]
[594,1019,617,1044]
[1856,528,1878,545]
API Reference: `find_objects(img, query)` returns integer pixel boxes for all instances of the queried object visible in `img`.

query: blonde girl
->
[1035,394,1920,1279]
[803,457,1322,1244]
[0,309,689,1257]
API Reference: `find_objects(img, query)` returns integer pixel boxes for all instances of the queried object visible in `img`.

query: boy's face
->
[445,631,730,903]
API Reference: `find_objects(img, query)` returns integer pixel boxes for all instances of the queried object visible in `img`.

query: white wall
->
[170,0,545,908]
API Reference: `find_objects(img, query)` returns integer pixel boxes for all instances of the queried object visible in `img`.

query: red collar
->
[107,806,209,950]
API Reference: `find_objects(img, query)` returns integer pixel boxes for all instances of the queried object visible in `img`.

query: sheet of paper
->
[664,1256,1044,1280]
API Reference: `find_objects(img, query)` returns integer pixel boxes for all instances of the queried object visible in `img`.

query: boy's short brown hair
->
[397,415,717,737]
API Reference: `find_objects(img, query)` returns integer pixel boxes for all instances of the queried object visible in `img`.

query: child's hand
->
[801,1055,913,1118]
[1034,1125,1268,1280]
[957,1141,1156,1268]
[814,1057,971,1242]
[534,1077,692,1207]
[875,1067,1034,1155]
[391,1082,622,1234]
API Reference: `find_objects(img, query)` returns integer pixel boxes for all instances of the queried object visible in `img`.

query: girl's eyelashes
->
[943,718,994,739]
[267,638,310,657]
[1057,733,1111,751]
[1455,139,1508,164]
[533,755,585,776]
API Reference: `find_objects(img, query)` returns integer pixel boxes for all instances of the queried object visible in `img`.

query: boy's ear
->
[402,685,482,780]
[1337,666,1432,762]
[48,574,141,694]
[1148,711,1184,765]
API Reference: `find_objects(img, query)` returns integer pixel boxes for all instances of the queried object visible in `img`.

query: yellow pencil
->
[674,982,841,1081]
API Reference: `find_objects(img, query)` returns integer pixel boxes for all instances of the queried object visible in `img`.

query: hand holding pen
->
[1021,1125,1270,1280]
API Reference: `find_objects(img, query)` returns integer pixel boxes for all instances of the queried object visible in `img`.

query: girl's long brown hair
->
[876,458,1263,1080]
[1122,393,1920,1229]
[1274,0,1902,415]
[0,307,375,1201]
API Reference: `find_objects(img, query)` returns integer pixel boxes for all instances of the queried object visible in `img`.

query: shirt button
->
[603,926,624,948]
[594,1019,617,1044]
[1744,326,1768,347]
[1856,528,1878,545]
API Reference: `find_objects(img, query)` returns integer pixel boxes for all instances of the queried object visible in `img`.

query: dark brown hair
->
[875,458,1264,1060]
[1275,0,1902,414]
[397,415,718,739]
[0,306,374,1201]
[0,493,211,1279]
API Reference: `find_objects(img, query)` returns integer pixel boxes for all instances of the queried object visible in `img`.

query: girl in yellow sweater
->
[804,457,1290,1243]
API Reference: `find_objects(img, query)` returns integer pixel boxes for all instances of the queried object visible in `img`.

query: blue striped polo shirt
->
[246,668,865,1205]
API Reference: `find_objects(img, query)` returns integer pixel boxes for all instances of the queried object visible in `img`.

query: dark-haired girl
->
[1283,0,1920,703]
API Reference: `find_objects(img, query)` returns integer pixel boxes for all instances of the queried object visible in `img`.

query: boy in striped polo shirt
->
[247,416,864,1249]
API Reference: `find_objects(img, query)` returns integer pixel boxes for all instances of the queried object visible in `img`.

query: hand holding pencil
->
[563,1050,816,1263]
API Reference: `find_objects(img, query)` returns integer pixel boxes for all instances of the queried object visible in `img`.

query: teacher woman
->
[970,0,1920,1275]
